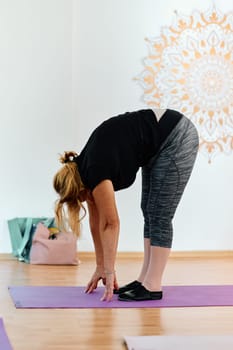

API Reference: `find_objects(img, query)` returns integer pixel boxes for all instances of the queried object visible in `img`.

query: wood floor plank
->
[1,254,233,349]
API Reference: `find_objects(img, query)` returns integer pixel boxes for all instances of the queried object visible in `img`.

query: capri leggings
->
[141,114,199,248]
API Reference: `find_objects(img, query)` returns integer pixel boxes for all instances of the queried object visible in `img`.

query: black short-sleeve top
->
[75,109,182,191]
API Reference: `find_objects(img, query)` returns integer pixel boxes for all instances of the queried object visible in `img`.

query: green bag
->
[7,217,55,263]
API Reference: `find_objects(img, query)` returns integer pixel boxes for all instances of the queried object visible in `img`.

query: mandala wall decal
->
[135,5,233,162]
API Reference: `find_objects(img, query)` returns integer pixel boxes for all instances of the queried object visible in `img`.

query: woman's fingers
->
[113,277,119,290]
[85,278,99,293]
[86,271,117,301]
[100,274,114,301]
[100,287,113,302]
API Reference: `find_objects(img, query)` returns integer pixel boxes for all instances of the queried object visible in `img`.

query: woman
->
[53,108,199,302]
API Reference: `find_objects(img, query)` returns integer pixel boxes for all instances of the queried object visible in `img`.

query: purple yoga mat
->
[8,285,233,309]
[0,319,13,350]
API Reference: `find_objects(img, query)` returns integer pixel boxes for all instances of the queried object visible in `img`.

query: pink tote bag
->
[30,223,79,265]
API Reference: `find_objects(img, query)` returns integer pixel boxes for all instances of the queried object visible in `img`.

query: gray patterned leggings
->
[141,115,199,248]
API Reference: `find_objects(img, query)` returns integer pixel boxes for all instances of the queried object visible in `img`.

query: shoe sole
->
[118,296,162,301]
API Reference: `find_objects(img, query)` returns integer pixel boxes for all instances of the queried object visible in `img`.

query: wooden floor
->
[1,253,233,350]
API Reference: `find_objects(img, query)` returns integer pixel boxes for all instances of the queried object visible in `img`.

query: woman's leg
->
[119,116,199,300]
[142,116,199,291]
[137,238,151,282]
[143,246,170,291]
[137,164,151,282]
[114,164,151,294]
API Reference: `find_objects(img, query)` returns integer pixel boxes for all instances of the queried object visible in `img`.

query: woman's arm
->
[86,198,104,268]
[85,198,106,294]
[92,179,120,301]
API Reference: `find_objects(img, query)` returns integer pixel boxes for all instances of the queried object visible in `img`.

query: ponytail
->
[53,151,86,237]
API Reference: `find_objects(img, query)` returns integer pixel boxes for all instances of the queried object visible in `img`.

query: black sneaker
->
[118,285,163,301]
[113,280,141,295]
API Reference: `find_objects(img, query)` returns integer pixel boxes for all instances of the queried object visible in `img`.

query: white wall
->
[72,0,233,252]
[0,0,73,252]
[1,0,233,253]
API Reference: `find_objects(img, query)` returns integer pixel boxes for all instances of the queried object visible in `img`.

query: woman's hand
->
[85,266,105,294]
[85,267,119,302]
[100,271,119,302]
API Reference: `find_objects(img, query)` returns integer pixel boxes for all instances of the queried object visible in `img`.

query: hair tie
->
[64,155,78,163]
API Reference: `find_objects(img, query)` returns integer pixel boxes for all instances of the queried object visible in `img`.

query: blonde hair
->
[53,151,86,237]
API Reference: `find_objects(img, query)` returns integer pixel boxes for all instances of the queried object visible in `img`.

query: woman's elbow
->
[101,217,120,232]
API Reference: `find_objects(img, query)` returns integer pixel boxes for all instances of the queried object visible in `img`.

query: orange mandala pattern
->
[135,6,233,162]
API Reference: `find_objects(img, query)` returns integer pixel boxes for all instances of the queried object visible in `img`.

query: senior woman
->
[53,108,199,302]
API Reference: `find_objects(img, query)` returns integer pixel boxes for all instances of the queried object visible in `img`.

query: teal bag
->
[7,217,55,263]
